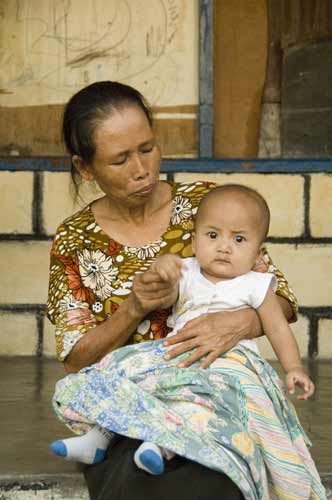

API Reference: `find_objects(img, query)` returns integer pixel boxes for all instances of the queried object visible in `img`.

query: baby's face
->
[192,193,263,283]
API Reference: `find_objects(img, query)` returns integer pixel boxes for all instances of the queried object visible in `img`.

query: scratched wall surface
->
[0,0,199,156]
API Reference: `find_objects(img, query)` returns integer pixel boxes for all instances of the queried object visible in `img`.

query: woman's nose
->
[132,153,149,179]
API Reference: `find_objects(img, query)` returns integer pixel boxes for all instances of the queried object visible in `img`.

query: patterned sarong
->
[53,341,326,500]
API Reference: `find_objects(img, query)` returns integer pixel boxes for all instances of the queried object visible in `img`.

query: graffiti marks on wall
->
[0,0,198,107]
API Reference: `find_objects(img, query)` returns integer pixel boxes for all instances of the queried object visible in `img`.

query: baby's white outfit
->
[167,257,277,354]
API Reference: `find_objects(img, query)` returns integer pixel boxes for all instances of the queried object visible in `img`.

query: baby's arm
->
[150,254,184,284]
[257,287,314,400]
[147,254,184,307]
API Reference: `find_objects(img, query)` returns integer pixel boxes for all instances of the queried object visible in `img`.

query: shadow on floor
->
[0,356,331,475]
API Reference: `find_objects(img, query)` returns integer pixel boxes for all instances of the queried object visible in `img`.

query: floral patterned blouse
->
[47,181,298,362]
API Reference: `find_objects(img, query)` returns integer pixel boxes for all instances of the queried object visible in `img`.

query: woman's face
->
[82,106,161,207]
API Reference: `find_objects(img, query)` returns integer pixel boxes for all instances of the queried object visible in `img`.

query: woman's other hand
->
[163,308,262,368]
[130,265,180,317]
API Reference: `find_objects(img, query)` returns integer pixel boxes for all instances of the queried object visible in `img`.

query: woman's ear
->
[191,232,196,256]
[72,155,95,181]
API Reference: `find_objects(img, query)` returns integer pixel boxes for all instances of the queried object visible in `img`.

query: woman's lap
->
[84,436,244,500]
[56,344,321,499]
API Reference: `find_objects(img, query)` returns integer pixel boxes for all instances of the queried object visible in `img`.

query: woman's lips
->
[134,184,155,195]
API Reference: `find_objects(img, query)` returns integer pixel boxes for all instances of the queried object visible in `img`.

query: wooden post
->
[258,0,282,157]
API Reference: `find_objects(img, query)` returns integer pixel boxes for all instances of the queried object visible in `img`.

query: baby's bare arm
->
[150,254,184,284]
[258,287,314,399]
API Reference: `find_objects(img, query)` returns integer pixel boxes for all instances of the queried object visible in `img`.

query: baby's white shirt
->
[167,257,277,353]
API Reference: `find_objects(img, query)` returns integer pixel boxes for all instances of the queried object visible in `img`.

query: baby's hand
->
[286,368,315,400]
[150,254,184,284]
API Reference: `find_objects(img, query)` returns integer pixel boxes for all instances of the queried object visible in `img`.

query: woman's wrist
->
[124,293,148,322]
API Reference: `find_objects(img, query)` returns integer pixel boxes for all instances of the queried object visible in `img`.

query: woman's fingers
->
[177,347,210,368]
[164,338,199,361]
[164,331,193,347]
[199,350,223,369]
[163,316,208,346]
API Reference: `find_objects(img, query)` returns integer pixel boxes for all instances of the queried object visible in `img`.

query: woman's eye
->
[111,157,127,166]
[235,235,245,243]
[141,145,154,154]
[208,231,217,239]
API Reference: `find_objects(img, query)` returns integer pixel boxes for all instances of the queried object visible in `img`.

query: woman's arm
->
[63,269,179,373]
[63,293,142,373]
[64,257,182,373]
[260,247,298,322]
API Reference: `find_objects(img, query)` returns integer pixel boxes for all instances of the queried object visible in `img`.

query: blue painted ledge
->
[1,157,332,173]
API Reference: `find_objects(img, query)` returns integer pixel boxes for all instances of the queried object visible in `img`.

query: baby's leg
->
[134,442,176,475]
[49,425,113,465]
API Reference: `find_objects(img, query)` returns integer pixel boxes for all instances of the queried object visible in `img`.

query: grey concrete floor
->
[0,357,79,475]
[0,356,331,477]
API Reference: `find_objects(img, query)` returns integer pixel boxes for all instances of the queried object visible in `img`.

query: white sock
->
[49,425,113,465]
[134,442,165,475]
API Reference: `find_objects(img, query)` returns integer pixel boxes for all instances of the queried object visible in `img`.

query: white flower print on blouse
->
[92,301,103,313]
[78,249,119,300]
[57,329,83,361]
[171,196,192,224]
[137,319,151,335]
[59,294,89,312]
[125,241,163,261]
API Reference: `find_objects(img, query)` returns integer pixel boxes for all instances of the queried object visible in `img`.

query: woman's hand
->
[130,266,179,317]
[163,308,262,368]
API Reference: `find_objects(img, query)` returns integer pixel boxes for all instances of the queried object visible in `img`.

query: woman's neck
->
[97,182,170,223]
[91,181,173,246]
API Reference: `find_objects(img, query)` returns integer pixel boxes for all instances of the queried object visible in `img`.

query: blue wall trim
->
[1,157,332,173]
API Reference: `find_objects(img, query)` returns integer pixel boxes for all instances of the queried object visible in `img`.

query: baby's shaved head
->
[196,184,270,243]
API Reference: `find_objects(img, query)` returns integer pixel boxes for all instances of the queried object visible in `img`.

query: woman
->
[47,81,297,500]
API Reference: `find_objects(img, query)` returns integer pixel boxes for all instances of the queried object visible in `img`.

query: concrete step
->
[0,474,89,500]
[0,473,331,499]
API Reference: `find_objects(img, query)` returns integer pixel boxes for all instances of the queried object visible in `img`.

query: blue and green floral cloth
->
[53,341,326,500]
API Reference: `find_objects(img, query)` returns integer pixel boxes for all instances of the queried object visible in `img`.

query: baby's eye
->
[235,235,245,243]
[207,231,218,239]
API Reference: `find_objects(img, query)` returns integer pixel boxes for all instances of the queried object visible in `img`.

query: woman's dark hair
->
[62,81,153,189]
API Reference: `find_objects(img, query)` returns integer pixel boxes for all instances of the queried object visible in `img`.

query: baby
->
[50,184,314,476]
